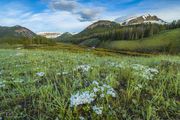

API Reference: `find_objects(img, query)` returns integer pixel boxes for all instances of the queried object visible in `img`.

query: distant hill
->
[100,28,180,53]
[56,32,72,41]
[0,25,57,45]
[0,25,36,39]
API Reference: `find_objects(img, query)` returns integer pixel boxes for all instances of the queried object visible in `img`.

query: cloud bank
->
[0,0,180,33]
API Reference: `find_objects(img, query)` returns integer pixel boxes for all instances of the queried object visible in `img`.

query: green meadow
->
[100,28,180,53]
[0,48,179,120]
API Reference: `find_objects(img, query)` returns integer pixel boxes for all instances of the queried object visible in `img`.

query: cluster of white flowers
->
[36,72,45,77]
[131,64,159,80]
[70,81,116,107]
[70,80,117,118]
[141,68,159,80]
[106,62,158,80]
[92,105,103,115]
[75,64,91,72]
[70,91,96,107]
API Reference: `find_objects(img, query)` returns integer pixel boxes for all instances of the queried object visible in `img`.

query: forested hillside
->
[57,20,180,53]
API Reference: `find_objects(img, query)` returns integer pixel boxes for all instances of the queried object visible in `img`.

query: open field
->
[0,49,179,120]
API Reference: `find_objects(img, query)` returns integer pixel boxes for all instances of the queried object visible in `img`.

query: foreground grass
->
[0,49,179,120]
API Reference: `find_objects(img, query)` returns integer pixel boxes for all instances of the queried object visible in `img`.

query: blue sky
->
[0,0,180,33]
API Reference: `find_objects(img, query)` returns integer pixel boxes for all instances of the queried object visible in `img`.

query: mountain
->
[72,20,121,39]
[115,14,167,25]
[37,32,61,39]
[56,32,72,41]
[85,20,120,30]
[0,25,36,39]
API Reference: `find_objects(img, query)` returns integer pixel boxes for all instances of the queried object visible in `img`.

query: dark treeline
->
[167,20,180,29]
[98,24,165,41]
[0,36,56,46]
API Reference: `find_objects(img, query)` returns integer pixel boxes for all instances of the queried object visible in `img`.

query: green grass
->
[0,49,179,120]
[100,28,180,53]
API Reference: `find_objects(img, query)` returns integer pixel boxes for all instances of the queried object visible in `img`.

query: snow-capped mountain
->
[37,32,62,38]
[115,14,167,25]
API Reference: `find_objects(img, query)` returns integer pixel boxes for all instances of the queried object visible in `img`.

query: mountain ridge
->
[115,14,167,25]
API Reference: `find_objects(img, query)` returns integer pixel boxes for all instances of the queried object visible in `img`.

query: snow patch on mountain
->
[37,32,62,38]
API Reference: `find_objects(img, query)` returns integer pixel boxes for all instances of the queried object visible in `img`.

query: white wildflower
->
[92,80,99,85]
[62,72,68,75]
[15,53,24,56]
[57,72,68,75]
[131,64,145,71]
[16,47,21,50]
[14,79,24,83]
[36,72,45,77]
[100,94,105,98]
[108,62,125,68]
[137,84,143,89]
[56,72,61,75]
[93,87,99,93]
[75,64,91,72]
[92,106,103,115]
[103,84,111,89]
[107,88,116,97]
[79,116,85,120]
[100,86,104,92]
[0,81,6,88]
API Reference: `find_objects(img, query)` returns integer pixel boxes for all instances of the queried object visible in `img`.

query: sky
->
[0,0,180,33]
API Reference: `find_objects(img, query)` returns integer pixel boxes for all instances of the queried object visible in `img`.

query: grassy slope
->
[100,28,180,53]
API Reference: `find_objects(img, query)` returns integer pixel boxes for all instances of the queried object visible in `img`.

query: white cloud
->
[0,3,92,33]
[149,7,180,22]
[47,0,105,21]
